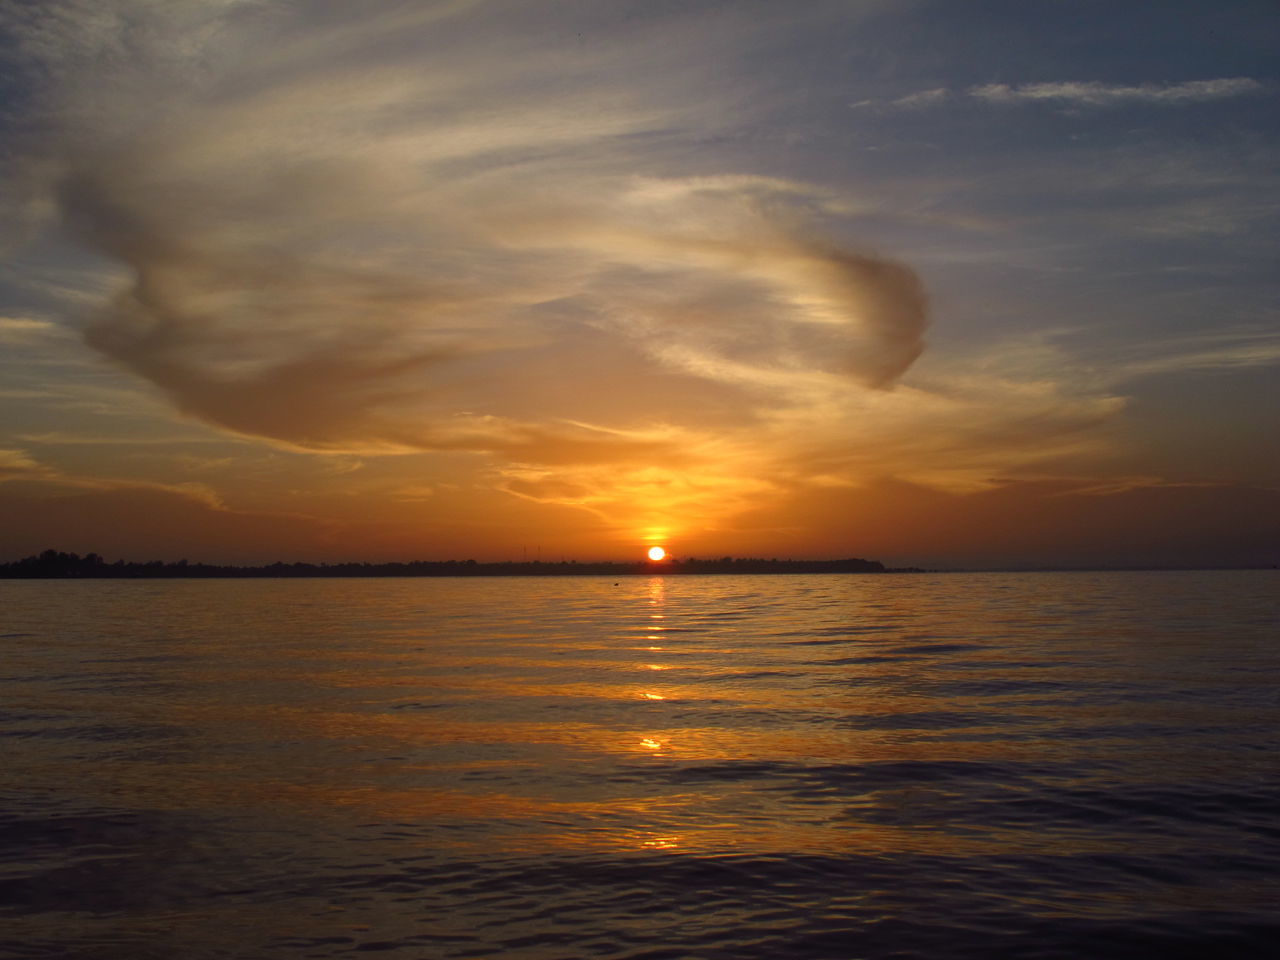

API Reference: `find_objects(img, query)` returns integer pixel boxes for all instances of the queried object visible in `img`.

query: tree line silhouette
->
[0,549,919,578]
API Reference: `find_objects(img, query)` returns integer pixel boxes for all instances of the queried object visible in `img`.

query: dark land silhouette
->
[0,550,922,579]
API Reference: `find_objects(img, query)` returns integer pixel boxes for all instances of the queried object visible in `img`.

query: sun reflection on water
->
[639,834,682,850]
[8,564,1267,952]
[647,576,666,607]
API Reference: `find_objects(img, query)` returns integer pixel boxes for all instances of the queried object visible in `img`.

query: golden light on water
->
[647,546,666,561]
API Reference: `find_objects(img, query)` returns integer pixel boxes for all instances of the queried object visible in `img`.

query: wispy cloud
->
[858,77,1265,112]
[0,444,220,505]
[1104,329,1280,381]
[0,445,347,561]
[970,77,1264,107]
[852,87,950,111]
[15,430,233,446]
[0,447,52,481]
[0,316,63,344]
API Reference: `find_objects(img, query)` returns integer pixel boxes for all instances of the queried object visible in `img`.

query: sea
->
[1,571,1276,959]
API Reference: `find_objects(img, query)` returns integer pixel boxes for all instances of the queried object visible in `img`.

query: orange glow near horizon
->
[647,546,666,561]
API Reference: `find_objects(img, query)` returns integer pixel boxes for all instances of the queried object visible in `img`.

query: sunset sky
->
[1,0,1276,568]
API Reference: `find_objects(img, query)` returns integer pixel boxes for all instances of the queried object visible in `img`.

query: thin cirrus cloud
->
[857,77,1265,111]
[969,77,1265,106]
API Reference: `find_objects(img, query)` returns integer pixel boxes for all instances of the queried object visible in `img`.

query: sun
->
[647,546,666,562]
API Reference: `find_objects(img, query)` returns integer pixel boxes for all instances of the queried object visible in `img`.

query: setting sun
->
[647,546,666,562]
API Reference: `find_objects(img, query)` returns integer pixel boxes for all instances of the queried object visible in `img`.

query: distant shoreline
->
[9,551,1263,579]
[0,550,924,579]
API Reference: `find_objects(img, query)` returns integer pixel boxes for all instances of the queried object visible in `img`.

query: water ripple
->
[0,571,1276,958]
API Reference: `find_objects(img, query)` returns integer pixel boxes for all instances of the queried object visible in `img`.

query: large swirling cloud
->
[3,0,1127,541]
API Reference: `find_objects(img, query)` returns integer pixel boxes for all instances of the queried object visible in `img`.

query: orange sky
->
[0,2,1276,568]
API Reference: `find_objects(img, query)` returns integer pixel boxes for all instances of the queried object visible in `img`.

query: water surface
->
[2,571,1276,958]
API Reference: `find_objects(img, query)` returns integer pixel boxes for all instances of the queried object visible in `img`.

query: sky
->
[1,0,1277,569]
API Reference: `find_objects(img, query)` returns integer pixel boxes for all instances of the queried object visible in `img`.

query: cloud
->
[0,316,64,345]
[1105,329,1280,381]
[0,447,52,481]
[2,0,1147,544]
[0,445,225,506]
[851,87,950,111]
[0,444,344,560]
[893,87,951,110]
[860,78,1264,113]
[14,430,231,446]
[8,2,929,463]
[969,77,1264,107]
[0,481,339,563]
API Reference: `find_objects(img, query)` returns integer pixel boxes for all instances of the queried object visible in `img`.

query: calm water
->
[1,571,1276,959]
